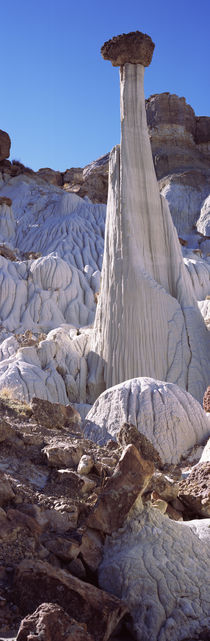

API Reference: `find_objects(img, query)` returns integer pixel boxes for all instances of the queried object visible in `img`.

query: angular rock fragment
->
[31,397,81,429]
[117,422,163,467]
[0,129,11,161]
[178,462,210,517]
[86,444,154,534]
[101,31,155,67]
[14,559,128,641]
[203,385,210,412]
[16,602,94,641]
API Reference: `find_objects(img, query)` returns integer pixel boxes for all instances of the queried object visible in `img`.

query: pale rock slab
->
[84,377,210,464]
[91,63,210,404]
[184,253,210,300]
[160,180,210,235]
[197,194,210,236]
[99,505,210,641]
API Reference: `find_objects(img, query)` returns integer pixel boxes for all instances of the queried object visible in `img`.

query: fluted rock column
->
[89,31,210,404]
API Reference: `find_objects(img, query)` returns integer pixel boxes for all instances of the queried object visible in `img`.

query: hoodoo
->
[89,31,210,403]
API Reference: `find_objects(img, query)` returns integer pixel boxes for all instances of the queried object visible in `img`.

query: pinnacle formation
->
[88,31,210,404]
[101,30,155,67]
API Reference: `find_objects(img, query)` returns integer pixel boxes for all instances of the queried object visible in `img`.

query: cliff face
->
[146,92,210,179]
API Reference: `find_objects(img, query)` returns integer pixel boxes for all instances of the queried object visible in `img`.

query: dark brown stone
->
[30,397,81,429]
[86,444,154,534]
[178,462,210,517]
[101,31,155,67]
[195,116,210,145]
[14,559,128,641]
[0,129,11,161]
[203,386,210,412]
[16,602,94,641]
[117,423,163,468]
[0,196,12,206]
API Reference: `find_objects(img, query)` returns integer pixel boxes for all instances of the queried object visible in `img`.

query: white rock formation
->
[184,253,210,300]
[197,194,210,236]
[161,180,210,236]
[0,175,106,334]
[91,63,210,404]
[84,377,210,464]
[99,504,210,641]
[0,326,89,404]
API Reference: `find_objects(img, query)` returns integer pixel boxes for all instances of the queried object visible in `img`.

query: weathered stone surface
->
[86,444,154,534]
[200,437,210,463]
[36,167,63,186]
[91,59,210,404]
[195,116,210,145]
[117,422,163,467]
[77,454,94,475]
[31,397,81,429]
[14,559,128,641]
[203,386,210,412]
[0,130,11,161]
[0,471,15,506]
[99,506,210,641]
[101,31,155,67]
[84,378,210,464]
[79,527,104,572]
[145,471,179,502]
[43,438,84,467]
[178,462,210,517]
[16,602,94,641]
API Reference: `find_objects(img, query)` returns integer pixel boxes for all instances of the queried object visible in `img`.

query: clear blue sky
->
[1,0,210,172]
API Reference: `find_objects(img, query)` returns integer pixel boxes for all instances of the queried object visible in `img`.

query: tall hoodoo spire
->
[88,31,210,404]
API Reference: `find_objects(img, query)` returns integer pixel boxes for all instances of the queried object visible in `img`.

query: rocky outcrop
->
[14,559,128,641]
[0,130,11,161]
[84,377,210,464]
[16,603,94,641]
[203,385,210,412]
[101,31,155,67]
[86,444,154,534]
[90,34,210,404]
[178,462,210,517]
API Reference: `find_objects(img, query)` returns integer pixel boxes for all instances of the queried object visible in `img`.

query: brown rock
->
[203,386,210,412]
[14,559,128,641]
[101,31,155,67]
[0,244,17,261]
[79,527,104,572]
[195,116,210,145]
[16,602,94,641]
[44,535,80,562]
[86,444,154,534]
[178,462,210,517]
[0,196,12,206]
[145,471,179,502]
[36,167,63,186]
[117,423,163,467]
[0,130,11,161]
[63,155,109,204]
[43,439,85,468]
[68,557,86,580]
[31,397,81,429]
[0,472,15,506]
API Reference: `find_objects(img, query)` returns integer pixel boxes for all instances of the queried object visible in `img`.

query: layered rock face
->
[91,36,210,404]
[0,129,11,162]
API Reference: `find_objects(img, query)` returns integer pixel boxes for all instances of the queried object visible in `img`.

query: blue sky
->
[1,0,210,172]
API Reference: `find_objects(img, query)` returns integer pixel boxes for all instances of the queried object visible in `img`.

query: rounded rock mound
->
[30,254,72,291]
[101,31,155,67]
[84,377,210,464]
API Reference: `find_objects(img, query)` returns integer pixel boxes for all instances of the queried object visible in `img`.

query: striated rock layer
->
[90,62,210,404]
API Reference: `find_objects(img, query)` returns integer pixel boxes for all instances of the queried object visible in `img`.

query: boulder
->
[178,462,210,517]
[203,386,210,412]
[14,559,128,641]
[16,602,94,641]
[117,422,163,467]
[101,31,155,67]
[31,397,81,429]
[86,444,154,534]
[0,471,15,506]
[84,378,210,464]
[0,129,11,161]
[99,505,210,641]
